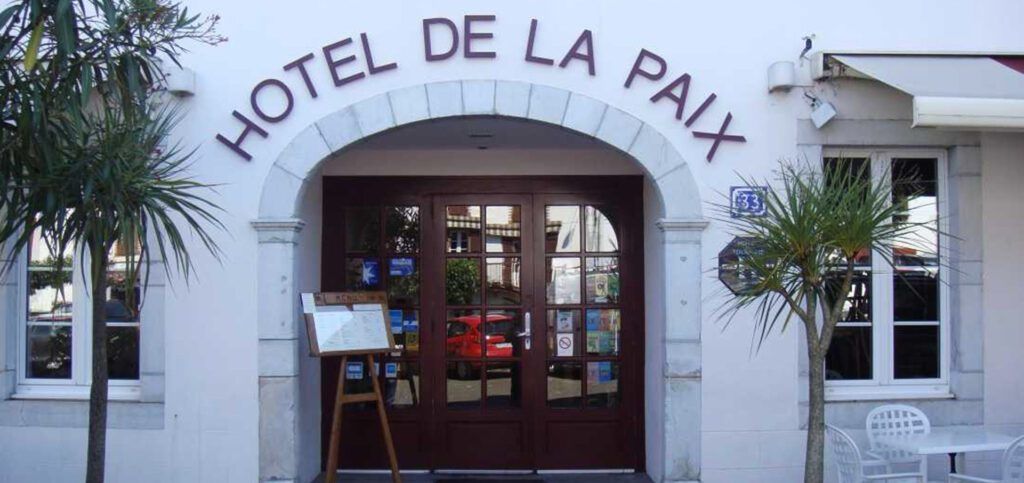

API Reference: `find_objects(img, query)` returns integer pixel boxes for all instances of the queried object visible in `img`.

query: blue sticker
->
[389,310,404,334]
[385,362,399,378]
[346,362,364,380]
[598,361,613,383]
[585,310,601,331]
[730,186,767,218]
[389,257,415,277]
[362,259,380,287]
[402,316,418,333]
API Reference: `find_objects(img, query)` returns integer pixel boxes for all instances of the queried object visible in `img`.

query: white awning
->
[826,54,1024,130]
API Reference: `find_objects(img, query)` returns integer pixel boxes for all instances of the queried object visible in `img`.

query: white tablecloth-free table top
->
[876,427,1019,455]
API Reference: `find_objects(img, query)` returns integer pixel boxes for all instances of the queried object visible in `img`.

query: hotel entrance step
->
[315,473,653,483]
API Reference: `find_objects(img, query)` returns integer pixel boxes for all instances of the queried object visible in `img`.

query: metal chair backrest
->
[1003,435,1024,482]
[827,424,864,483]
[866,404,931,463]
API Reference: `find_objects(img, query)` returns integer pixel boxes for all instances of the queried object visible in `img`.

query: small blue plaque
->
[730,186,767,217]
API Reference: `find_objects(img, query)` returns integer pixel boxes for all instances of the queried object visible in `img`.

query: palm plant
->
[0,1,223,482]
[715,159,943,483]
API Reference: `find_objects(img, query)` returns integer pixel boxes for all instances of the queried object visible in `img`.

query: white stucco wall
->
[982,133,1024,435]
[1,1,1023,482]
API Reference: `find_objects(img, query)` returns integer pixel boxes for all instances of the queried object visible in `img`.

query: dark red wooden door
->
[321,177,644,472]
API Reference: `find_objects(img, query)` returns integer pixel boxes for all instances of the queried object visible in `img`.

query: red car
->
[446,313,515,378]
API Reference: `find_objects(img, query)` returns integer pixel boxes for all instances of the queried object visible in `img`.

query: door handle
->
[517,311,532,350]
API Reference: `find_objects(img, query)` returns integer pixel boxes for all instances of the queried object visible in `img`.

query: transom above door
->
[320,177,645,472]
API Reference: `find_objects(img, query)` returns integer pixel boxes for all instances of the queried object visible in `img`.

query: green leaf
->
[24,22,44,71]
[0,5,20,30]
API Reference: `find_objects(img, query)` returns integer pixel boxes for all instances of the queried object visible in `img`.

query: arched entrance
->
[252,81,706,482]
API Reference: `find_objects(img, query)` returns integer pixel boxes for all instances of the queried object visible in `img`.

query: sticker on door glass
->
[346,362,364,380]
[556,333,574,357]
[362,259,380,286]
[586,309,620,355]
[389,257,415,276]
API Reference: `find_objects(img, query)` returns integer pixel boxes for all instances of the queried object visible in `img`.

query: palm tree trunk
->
[804,350,826,483]
[85,243,109,483]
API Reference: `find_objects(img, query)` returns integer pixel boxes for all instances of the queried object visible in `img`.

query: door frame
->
[320,176,646,472]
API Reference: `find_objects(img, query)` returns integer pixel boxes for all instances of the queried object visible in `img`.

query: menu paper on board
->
[312,309,391,354]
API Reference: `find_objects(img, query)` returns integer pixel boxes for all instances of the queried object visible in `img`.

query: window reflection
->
[585,206,618,253]
[447,206,481,253]
[892,159,938,265]
[385,206,420,253]
[547,362,582,408]
[446,259,481,305]
[486,257,521,305]
[826,326,872,380]
[485,206,521,253]
[894,325,939,379]
[545,206,581,253]
[26,230,74,380]
[546,258,581,305]
[586,361,619,408]
[346,207,380,253]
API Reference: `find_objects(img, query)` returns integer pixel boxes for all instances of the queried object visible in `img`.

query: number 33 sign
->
[730,186,767,217]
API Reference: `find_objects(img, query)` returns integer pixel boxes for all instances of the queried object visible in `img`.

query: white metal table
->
[876,426,1020,474]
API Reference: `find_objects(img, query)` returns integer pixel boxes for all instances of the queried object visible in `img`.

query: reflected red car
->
[446,313,515,359]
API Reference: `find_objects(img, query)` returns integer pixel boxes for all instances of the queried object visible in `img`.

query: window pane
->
[585,206,618,252]
[824,271,872,322]
[27,232,73,323]
[107,326,140,380]
[383,362,420,408]
[825,326,872,380]
[447,361,482,408]
[892,158,938,265]
[447,206,481,253]
[546,257,581,304]
[548,309,581,357]
[388,309,419,355]
[446,259,481,305]
[823,157,871,266]
[545,206,581,253]
[446,309,482,358]
[485,206,521,253]
[894,268,939,321]
[585,257,620,304]
[586,309,621,356]
[345,207,380,253]
[894,325,939,379]
[485,257,521,305]
[483,310,522,357]
[547,362,582,408]
[387,257,419,306]
[385,206,419,253]
[26,325,72,379]
[586,361,620,408]
[486,362,520,408]
[105,246,140,324]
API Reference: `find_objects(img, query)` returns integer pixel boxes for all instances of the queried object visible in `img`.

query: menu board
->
[302,292,395,356]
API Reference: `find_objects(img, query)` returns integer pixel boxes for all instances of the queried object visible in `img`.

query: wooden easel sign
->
[301,291,402,483]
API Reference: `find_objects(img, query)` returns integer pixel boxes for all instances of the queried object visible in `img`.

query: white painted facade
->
[1,1,1023,482]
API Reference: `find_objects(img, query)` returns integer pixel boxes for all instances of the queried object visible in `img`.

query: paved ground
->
[314,473,653,483]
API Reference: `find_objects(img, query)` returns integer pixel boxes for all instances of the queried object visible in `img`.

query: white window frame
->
[14,242,141,401]
[823,148,952,401]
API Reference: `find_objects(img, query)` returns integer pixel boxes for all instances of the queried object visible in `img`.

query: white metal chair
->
[828,424,927,482]
[948,435,1024,483]
[867,404,931,475]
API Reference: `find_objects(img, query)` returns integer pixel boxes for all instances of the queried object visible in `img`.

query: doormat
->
[435,480,543,483]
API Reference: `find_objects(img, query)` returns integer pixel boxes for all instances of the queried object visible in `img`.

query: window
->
[16,230,141,400]
[823,149,949,400]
